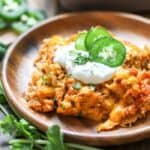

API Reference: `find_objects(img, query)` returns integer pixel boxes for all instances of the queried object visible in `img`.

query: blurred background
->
[58,0,150,12]
[0,0,150,44]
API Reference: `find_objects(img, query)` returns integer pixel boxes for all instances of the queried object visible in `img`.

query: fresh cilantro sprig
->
[0,114,100,150]
[0,115,65,150]
[0,40,101,150]
[0,81,102,150]
[0,35,101,150]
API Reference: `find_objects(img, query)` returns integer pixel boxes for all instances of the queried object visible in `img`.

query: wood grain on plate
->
[1,12,150,146]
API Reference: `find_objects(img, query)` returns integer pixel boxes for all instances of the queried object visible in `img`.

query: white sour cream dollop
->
[53,43,116,84]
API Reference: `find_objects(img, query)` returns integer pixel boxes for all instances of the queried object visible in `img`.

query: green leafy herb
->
[10,142,33,150]
[74,53,89,65]
[0,114,102,150]
[73,82,81,90]
[53,97,58,109]
[88,84,96,91]
[0,81,102,150]
[61,103,66,110]
[46,125,65,150]
[67,74,72,77]
[42,75,49,85]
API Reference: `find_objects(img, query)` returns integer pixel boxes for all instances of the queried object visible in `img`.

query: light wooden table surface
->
[0,0,149,149]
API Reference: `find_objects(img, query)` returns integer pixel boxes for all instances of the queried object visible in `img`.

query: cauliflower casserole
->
[25,27,150,131]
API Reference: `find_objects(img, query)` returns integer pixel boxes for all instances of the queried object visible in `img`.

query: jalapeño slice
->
[85,27,111,50]
[91,37,126,67]
[75,32,87,51]
[0,0,27,21]
[11,10,47,34]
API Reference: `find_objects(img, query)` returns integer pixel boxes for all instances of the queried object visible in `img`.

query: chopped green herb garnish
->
[53,97,58,109]
[67,74,72,77]
[73,82,81,90]
[88,84,96,91]
[42,75,49,85]
[61,103,66,110]
[53,97,57,101]
[42,75,47,84]
[74,53,89,65]
[69,50,89,65]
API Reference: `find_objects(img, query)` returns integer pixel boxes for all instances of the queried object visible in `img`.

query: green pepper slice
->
[11,10,47,34]
[85,27,112,50]
[0,0,27,21]
[91,37,126,67]
[75,32,87,50]
[28,10,47,21]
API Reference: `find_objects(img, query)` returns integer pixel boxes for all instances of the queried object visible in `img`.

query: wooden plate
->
[2,12,150,146]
